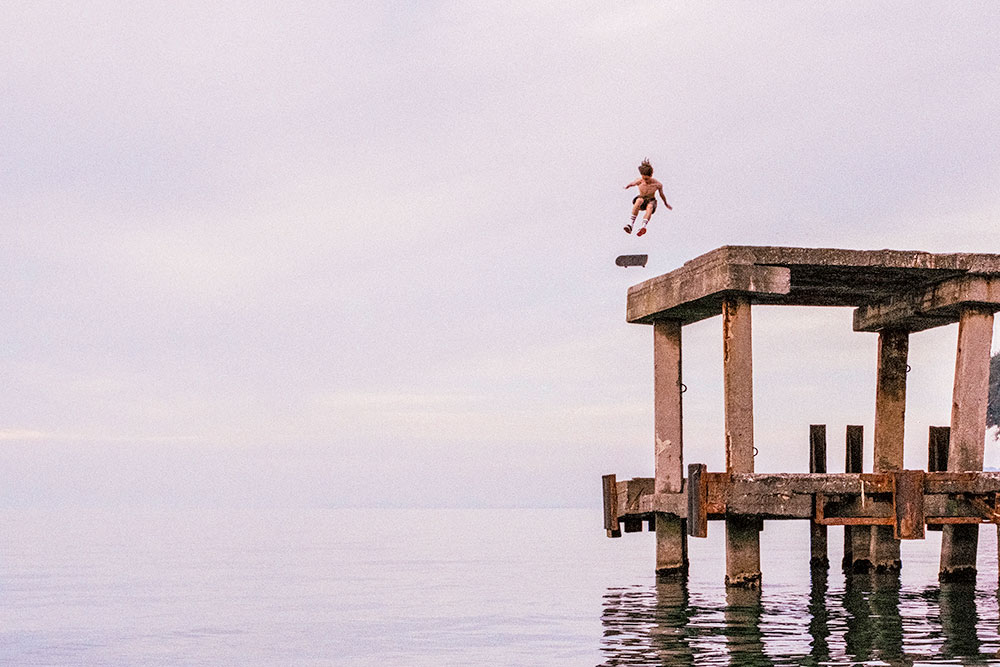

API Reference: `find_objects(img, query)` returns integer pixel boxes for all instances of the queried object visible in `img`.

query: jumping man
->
[624,159,671,236]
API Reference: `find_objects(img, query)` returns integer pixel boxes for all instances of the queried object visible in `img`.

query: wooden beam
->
[892,470,926,540]
[688,464,708,538]
[941,306,995,581]
[854,275,1000,333]
[928,426,950,472]
[927,426,949,532]
[843,425,871,572]
[603,474,621,538]
[614,472,1000,523]
[809,425,828,569]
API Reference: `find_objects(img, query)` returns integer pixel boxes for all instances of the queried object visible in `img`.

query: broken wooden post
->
[927,426,950,532]
[809,425,828,569]
[653,319,688,575]
[723,296,761,588]
[871,329,908,572]
[688,463,708,538]
[602,474,621,538]
[843,425,872,572]
[892,470,925,540]
[940,306,995,581]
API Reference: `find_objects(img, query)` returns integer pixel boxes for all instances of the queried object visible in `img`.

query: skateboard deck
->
[615,255,648,268]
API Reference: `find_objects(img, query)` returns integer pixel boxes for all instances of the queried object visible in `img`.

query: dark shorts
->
[633,195,657,213]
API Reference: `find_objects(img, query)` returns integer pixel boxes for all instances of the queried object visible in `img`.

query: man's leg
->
[637,202,655,236]
[625,199,641,233]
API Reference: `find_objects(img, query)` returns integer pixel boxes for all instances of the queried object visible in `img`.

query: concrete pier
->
[604,245,1000,588]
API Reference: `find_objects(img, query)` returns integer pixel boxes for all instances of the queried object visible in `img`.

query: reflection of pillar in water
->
[867,572,904,664]
[807,568,830,663]
[651,578,694,666]
[599,583,696,666]
[843,572,905,663]
[724,587,773,666]
[842,574,874,662]
[938,581,981,659]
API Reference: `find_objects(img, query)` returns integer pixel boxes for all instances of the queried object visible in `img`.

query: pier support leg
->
[940,307,994,582]
[843,425,871,573]
[653,319,688,576]
[723,297,761,587]
[809,425,828,570]
[926,427,949,533]
[871,329,908,572]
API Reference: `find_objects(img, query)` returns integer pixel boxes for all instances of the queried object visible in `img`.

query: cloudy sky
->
[3,2,999,509]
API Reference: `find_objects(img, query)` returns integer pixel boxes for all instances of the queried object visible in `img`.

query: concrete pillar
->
[940,306,994,581]
[722,297,761,587]
[871,329,908,572]
[653,319,688,575]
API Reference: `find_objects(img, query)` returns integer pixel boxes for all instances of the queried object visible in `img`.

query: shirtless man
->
[623,159,672,236]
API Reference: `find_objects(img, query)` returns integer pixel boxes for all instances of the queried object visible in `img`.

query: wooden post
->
[602,474,621,538]
[809,425,829,569]
[871,329,908,572]
[892,470,925,540]
[722,297,761,587]
[927,426,950,532]
[688,463,708,538]
[940,306,994,581]
[843,425,871,572]
[653,319,688,575]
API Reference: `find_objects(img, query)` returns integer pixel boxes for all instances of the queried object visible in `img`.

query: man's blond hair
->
[638,159,653,177]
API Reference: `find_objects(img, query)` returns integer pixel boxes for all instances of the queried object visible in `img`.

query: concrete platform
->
[626,245,1000,330]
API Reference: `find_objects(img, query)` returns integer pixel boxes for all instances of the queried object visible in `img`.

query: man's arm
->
[659,185,672,210]
[624,179,640,189]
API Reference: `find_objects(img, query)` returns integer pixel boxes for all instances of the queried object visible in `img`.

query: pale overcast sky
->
[3,2,999,508]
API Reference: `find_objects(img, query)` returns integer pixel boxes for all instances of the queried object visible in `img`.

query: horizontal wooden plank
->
[608,471,1000,525]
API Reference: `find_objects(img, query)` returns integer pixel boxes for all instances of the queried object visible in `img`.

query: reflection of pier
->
[603,246,1000,587]
[598,574,991,664]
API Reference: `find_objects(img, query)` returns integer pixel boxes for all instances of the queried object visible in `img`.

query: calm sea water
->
[2,508,1000,665]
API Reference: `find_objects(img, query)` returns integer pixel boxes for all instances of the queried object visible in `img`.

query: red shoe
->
[636,226,647,237]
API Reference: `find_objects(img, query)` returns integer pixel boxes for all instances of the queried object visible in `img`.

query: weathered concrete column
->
[723,296,761,587]
[871,329,908,572]
[940,306,994,581]
[653,319,688,575]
